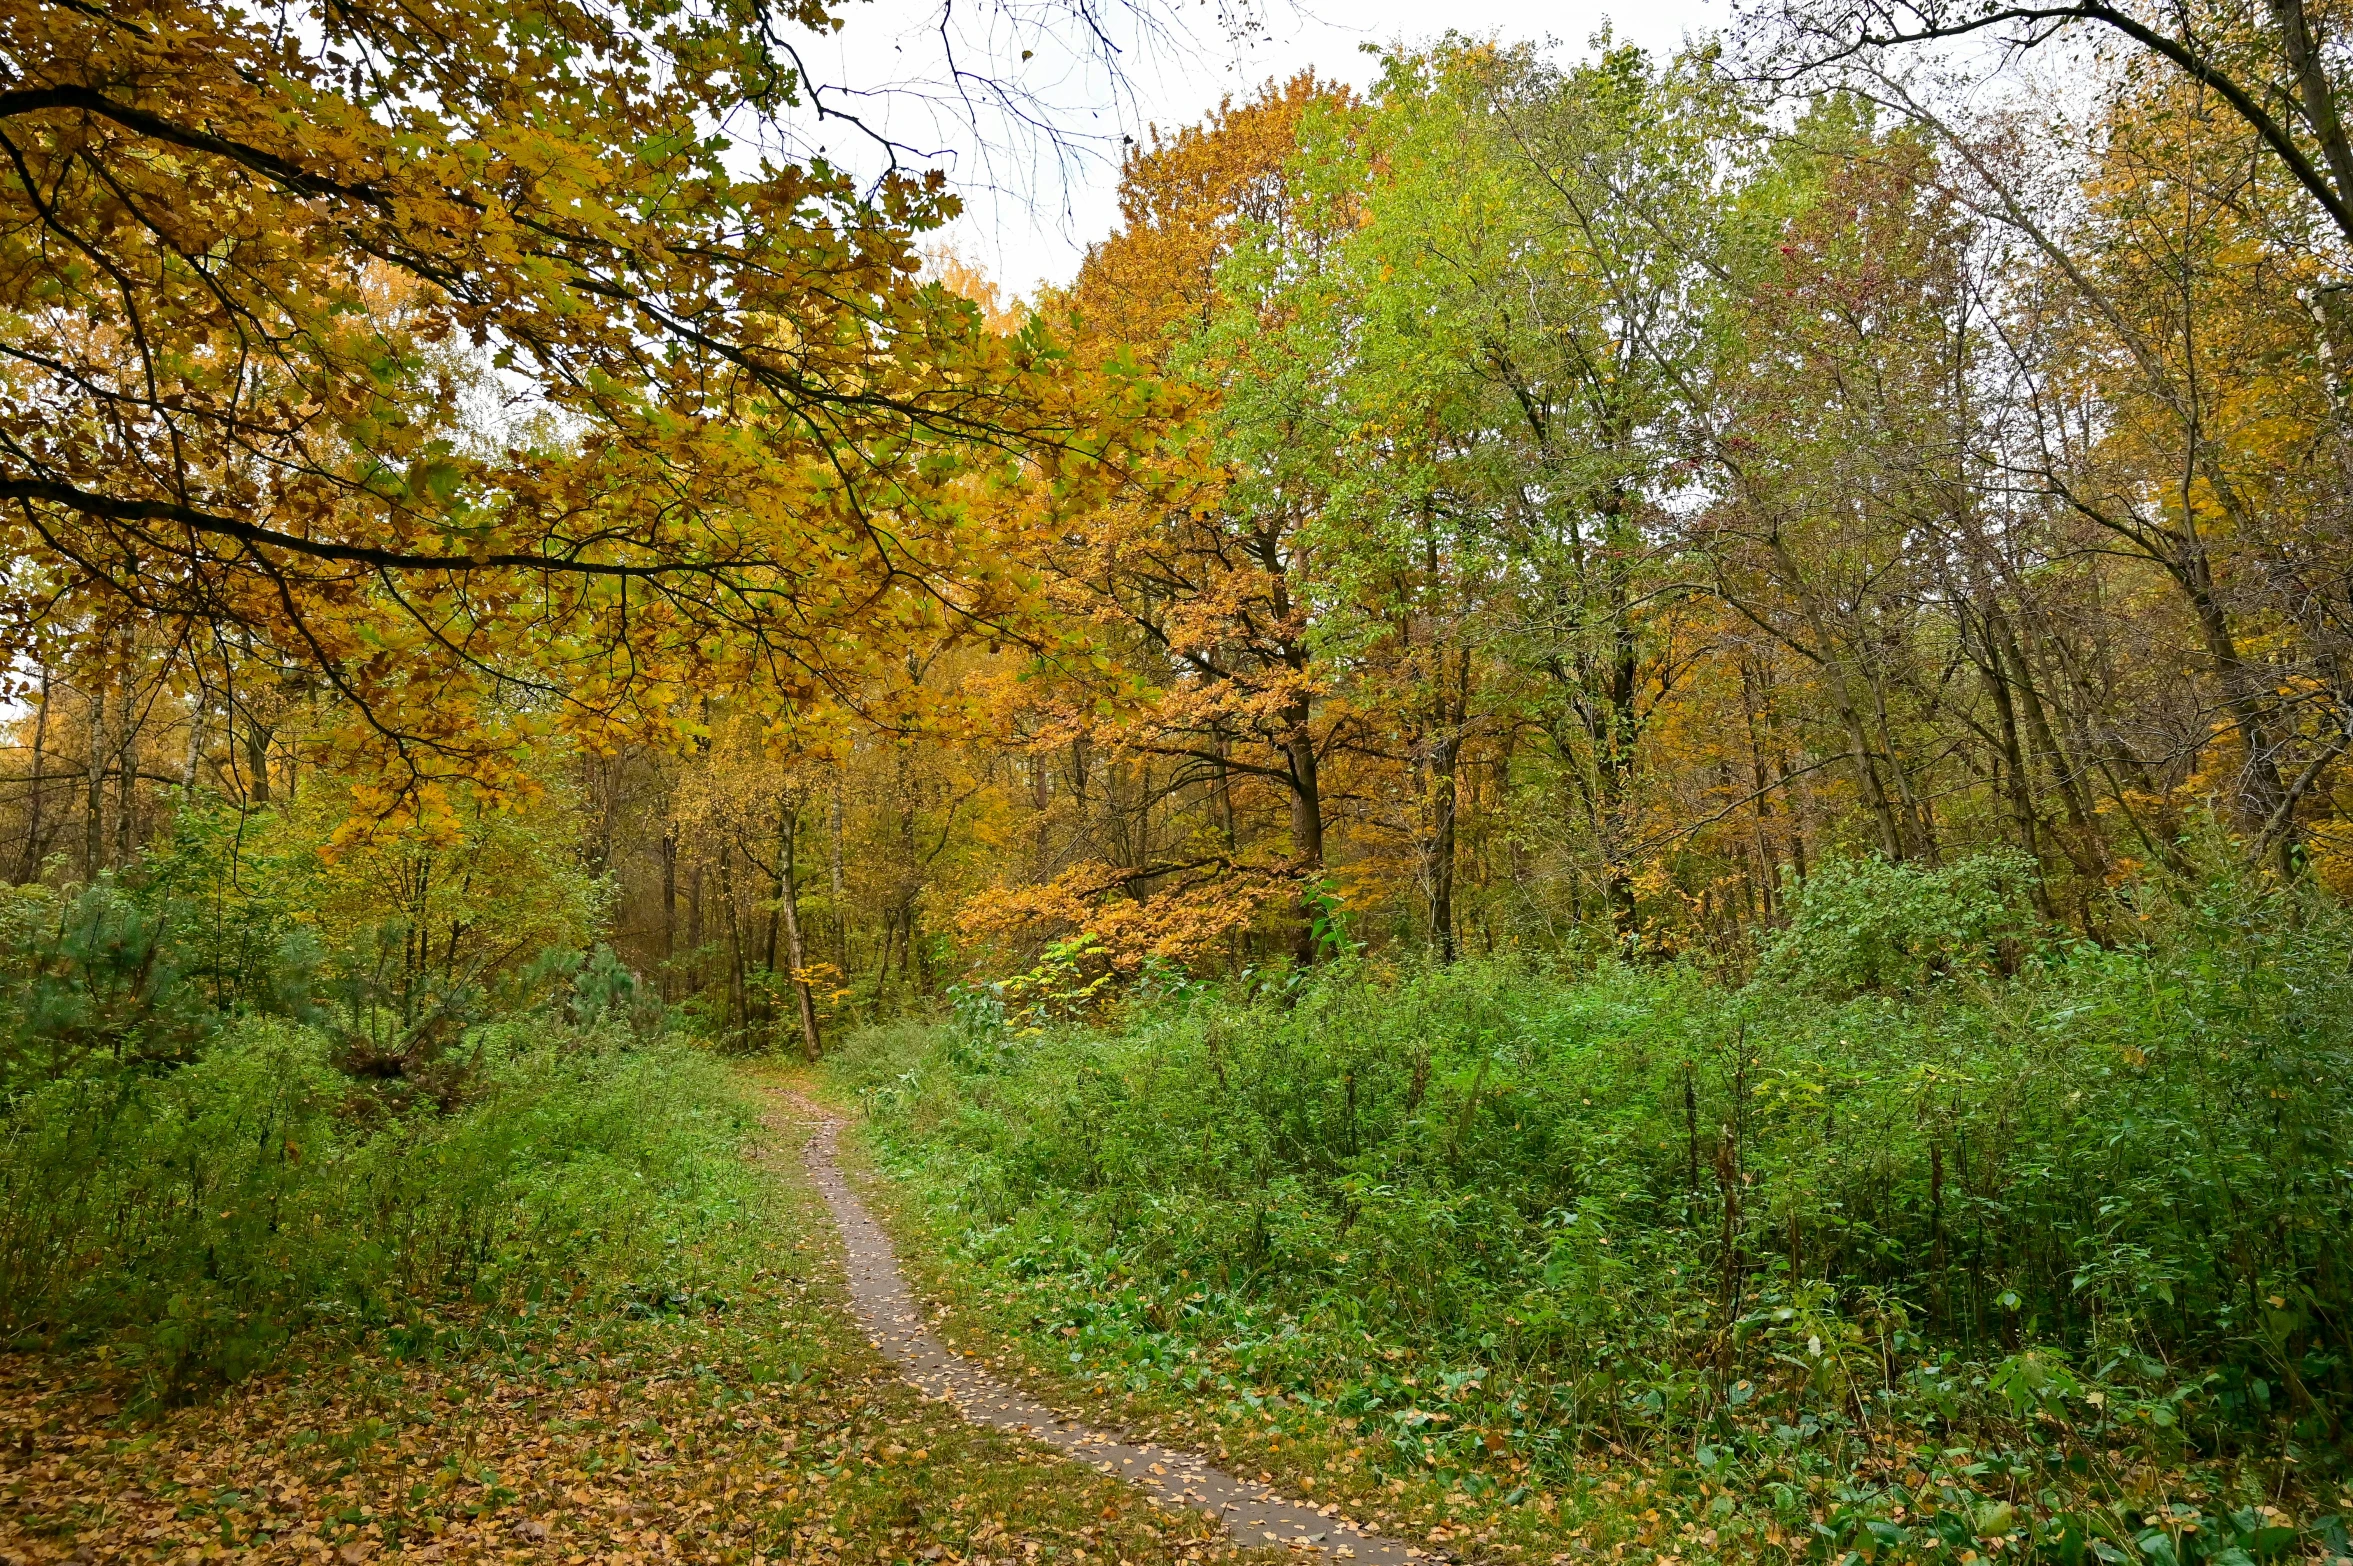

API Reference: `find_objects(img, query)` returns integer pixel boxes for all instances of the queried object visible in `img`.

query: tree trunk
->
[1997,616,2104,875]
[717,845,746,1032]
[17,668,48,884]
[660,830,678,961]
[1596,484,1647,937]
[829,783,850,978]
[895,749,920,1004]
[873,908,897,1003]
[1428,729,1461,964]
[779,802,822,1061]
[2182,554,2297,868]
[1737,655,1781,923]
[762,854,782,980]
[1213,722,1238,850]
[114,688,137,866]
[183,693,205,790]
[246,711,272,807]
[1975,608,2050,909]
[1423,639,1471,964]
[1031,746,1054,869]
[1284,698,1326,965]
[1859,648,1936,863]
[83,682,105,881]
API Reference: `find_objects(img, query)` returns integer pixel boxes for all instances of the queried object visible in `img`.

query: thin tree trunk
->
[661,830,678,962]
[2183,559,2297,868]
[718,843,747,1033]
[184,692,205,790]
[83,682,105,881]
[114,684,137,866]
[246,712,271,808]
[1429,729,1461,964]
[894,749,920,1003]
[762,854,783,980]
[779,800,822,1061]
[1425,641,1469,964]
[1738,655,1781,923]
[1974,607,2051,913]
[829,780,850,977]
[873,908,898,1002]
[17,667,48,884]
[1284,698,1326,965]
[1999,617,2103,874]
[1214,723,1238,849]
[1864,663,1936,864]
[1031,746,1054,869]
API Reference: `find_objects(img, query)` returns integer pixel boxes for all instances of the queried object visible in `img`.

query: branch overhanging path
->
[778,1093,1424,1565]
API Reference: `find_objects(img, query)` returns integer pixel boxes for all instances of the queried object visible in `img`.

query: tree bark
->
[829,781,850,977]
[83,682,105,881]
[779,801,823,1061]
[1213,721,1238,850]
[1973,606,2049,901]
[660,830,678,961]
[2184,556,2297,869]
[114,682,137,865]
[1995,614,2107,879]
[1284,696,1326,965]
[1737,654,1782,923]
[245,711,271,807]
[1428,727,1461,964]
[1421,636,1471,965]
[718,845,746,1031]
[17,667,48,884]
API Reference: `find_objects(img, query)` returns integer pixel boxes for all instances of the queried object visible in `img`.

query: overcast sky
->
[785,0,1725,296]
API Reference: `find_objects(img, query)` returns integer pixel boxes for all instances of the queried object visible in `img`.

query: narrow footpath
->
[785,1099,1424,1566]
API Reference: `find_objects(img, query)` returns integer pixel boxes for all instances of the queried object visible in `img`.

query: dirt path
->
[785,1100,1423,1565]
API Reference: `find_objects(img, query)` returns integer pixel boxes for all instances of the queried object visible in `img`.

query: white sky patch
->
[797,0,1726,298]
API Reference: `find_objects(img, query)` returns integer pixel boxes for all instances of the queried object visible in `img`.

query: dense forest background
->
[12,27,2353,1035]
[7,0,2353,1559]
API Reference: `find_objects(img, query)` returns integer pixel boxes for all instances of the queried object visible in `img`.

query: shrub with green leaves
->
[1754,848,2046,995]
[0,1018,756,1401]
[835,857,2353,1476]
[0,879,224,1081]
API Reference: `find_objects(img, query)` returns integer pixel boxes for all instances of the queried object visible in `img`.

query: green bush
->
[0,879,227,1081]
[0,1017,756,1400]
[1754,848,2046,995]
[835,857,2353,1473]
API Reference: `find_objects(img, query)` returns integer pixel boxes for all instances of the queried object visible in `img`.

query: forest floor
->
[775,1087,1419,1563]
[0,1070,1286,1566]
[809,1090,1624,1566]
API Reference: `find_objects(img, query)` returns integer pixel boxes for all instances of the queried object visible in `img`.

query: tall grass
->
[0,1017,757,1399]
[837,860,2353,1479]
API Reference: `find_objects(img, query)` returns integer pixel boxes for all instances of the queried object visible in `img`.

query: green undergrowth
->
[1,1061,1275,1566]
[828,862,2353,1565]
[0,1016,756,1402]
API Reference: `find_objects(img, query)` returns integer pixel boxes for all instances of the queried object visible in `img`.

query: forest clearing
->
[3,0,2353,1560]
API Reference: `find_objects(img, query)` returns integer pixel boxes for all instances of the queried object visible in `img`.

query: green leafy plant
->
[1756,849,2047,996]
[830,859,2353,1545]
[0,879,219,1081]
[0,1018,752,1404]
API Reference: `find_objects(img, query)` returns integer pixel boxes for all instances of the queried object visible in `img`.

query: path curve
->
[789,1104,1423,1564]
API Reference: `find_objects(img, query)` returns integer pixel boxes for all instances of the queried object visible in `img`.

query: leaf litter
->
[0,1081,1288,1566]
